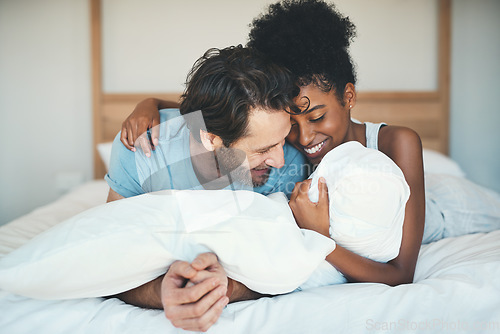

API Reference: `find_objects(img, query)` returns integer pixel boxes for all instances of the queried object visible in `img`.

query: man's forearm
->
[111,272,266,309]
[111,275,163,309]
[228,279,269,303]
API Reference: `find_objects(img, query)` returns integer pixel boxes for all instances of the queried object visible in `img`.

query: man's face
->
[224,108,291,187]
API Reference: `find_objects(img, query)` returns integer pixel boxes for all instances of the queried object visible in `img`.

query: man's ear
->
[199,129,223,151]
[343,83,357,110]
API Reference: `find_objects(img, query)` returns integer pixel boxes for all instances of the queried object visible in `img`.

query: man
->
[105,46,308,331]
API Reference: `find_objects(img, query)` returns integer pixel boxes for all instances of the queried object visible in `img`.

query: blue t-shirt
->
[105,109,309,198]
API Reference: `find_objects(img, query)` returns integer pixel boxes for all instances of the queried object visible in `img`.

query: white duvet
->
[1,181,500,333]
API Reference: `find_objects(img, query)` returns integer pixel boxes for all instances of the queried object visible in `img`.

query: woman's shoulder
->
[378,126,424,189]
[378,125,423,159]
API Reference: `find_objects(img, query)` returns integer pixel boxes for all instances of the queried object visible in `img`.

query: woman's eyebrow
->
[307,104,326,113]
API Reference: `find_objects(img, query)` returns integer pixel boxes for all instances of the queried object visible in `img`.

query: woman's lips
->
[303,140,326,158]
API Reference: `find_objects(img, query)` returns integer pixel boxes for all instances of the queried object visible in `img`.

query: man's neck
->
[189,133,223,188]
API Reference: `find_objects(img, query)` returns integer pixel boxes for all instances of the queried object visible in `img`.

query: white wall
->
[335,0,438,91]
[450,0,500,192]
[102,0,277,93]
[0,0,498,226]
[102,0,438,93]
[0,0,92,225]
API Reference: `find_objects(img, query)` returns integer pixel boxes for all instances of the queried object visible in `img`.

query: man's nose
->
[264,143,285,169]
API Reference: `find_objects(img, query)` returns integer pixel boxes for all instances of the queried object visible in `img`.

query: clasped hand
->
[161,252,229,332]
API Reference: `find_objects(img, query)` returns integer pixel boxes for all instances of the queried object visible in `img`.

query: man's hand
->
[162,253,229,332]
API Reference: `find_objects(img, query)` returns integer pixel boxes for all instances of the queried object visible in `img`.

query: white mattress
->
[1,180,499,333]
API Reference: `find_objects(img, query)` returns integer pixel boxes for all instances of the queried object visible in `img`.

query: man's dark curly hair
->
[180,45,297,147]
[248,0,357,106]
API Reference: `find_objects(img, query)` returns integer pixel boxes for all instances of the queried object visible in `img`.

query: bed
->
[2,0,500,332]
[1,160,499,333]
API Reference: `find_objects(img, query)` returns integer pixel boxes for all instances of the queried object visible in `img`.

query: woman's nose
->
[299,124,314,147]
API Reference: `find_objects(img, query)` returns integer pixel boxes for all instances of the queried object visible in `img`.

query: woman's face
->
[286,84,352,165]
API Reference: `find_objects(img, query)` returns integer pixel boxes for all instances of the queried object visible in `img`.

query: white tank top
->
[364,122,386,150]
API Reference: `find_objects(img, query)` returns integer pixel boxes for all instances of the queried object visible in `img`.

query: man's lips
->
[251,167,270,176]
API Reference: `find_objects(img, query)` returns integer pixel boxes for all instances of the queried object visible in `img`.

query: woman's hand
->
[289,177,330,237]
[120,98,162,156]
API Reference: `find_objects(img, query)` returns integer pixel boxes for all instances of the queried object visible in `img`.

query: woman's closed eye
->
[310,114,325,123]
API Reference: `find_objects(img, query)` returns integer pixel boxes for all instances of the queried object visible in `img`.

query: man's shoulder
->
[158,109,186,140]
[283,142,307,167]
[159,108,181,122]
[104,133,141,198]
[110,131,135,164]
[279,142,309,180]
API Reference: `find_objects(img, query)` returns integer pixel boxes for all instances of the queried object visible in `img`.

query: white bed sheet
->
[1,180,499,333]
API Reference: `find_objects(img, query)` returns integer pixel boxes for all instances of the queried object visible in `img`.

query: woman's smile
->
[303,139,327,157]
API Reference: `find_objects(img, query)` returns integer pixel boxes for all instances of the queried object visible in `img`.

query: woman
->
[248,0,424,286]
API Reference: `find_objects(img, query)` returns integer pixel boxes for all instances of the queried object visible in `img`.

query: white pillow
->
[308,141,410,263]
[97,142,113,171]
[0,190,334,299]
[422,149,466,178]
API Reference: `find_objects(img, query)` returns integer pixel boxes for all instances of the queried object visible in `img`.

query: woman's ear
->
[199,130,223,151]
[344,83,357,110]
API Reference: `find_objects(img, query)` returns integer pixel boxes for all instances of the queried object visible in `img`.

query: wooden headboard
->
[90,0,451,179]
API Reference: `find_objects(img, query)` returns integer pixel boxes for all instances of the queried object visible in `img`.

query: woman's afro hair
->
[248,0,357,103]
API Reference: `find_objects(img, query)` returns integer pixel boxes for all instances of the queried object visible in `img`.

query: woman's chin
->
[303,143,330,165]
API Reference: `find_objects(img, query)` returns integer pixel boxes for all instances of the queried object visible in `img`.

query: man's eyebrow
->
[256,141,280,153]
